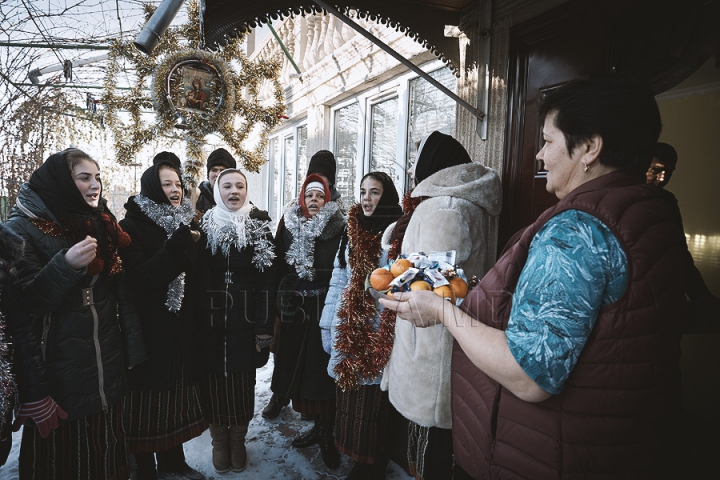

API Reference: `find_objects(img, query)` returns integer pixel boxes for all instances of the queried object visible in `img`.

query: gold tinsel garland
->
[101,0,286,181]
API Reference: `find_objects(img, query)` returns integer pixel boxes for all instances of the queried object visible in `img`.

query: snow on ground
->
[0,356,412,479]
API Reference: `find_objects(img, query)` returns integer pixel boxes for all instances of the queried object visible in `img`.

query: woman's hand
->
[64,236,97,270]
[378,290,449,327]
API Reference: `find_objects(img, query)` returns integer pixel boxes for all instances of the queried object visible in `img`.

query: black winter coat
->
[195,181,215,214]
[4,185,145,421]
[196,208,278,374]
[119,196,203,390]
[270,205,345,401]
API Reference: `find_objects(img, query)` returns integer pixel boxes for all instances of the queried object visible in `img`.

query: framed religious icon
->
[153,49,236,135]
[168,60,220,115]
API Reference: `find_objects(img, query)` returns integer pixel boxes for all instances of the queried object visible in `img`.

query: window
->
[295,125,308,194]
[406,67,457,172]
[369,96,400,194]
[268,137,280,225]
[266,122,308,226]
[333,102,360,203]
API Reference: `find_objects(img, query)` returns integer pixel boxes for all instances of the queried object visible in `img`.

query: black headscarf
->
[338,171,402,269]
[28,149,102,219]
[357,171,402,235]
[27,148,127,276]
[139,151,183,205]
[413,131,472,185]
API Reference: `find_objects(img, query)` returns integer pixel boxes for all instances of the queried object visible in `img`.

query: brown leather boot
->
[229,424,249,472]
[209,425,230,474]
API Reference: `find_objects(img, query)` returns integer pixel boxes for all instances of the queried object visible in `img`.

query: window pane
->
[369,96,401,198]
[269,137,280,227]
[296,125,308,194]
[406,68,457,186]
[284,136,295,207]
[334,102,359,203]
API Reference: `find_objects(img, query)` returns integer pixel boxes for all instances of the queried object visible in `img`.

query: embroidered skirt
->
[201,370,255,426]
[19,400,130,480]
[335,384,390,463]
[125,364,207,453]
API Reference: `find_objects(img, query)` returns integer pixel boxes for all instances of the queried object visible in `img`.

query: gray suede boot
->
[209,425,230,474]
[229,424,249,472]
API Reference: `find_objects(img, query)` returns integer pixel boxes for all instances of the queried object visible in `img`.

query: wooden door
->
[499,1,613,248]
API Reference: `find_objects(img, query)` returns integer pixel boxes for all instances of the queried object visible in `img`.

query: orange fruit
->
[433,285,456,302]
[410,280,432,291]
[370,268,394,291]
[390,259,413,277]
[448,277,468,298]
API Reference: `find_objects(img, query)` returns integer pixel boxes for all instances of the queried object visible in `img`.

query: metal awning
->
[202,0,477,75]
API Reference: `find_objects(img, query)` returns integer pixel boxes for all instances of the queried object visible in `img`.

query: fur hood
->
[411,162,502,217]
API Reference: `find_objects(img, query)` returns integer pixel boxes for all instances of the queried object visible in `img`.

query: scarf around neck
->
[132,193,195,312]
[283,199,340,280]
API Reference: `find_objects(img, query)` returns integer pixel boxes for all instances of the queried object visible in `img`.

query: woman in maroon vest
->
[380,75,688,479]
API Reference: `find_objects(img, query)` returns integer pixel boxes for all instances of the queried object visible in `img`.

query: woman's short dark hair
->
[538,75,661,175]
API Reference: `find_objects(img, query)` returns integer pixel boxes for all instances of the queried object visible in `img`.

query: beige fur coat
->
[380,162,502,428]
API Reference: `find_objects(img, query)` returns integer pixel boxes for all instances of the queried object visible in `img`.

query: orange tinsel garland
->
[333,203,384,391]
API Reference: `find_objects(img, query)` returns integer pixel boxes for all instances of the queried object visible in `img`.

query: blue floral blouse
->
[505,209,628,395]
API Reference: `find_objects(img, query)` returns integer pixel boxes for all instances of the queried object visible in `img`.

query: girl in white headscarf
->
[197,168,277,474]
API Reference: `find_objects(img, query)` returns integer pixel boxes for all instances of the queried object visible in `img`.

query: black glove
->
[165,224,194,257]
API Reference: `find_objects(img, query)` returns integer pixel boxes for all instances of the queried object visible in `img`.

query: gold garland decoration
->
[101,0,286,187]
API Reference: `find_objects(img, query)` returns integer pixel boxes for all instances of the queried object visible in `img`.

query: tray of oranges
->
[366,251,469,304]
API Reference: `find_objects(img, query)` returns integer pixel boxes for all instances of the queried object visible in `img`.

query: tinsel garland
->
[372,191,427,376]
[201,213,276,271]
[29,214,130,276]
[0,307,14,428]
[101,0,285,175]
[283,200,340,281]
[333,204,385,391]
[133,194,195,312]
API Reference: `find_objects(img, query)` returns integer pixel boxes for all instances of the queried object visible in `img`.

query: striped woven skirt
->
[19,400,130,480]
[125,367,207,453]
[201,370,255,426]
[334,384,390,463]
[291,396,335,416]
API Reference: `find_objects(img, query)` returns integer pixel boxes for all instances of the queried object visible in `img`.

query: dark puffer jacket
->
[196,208,278,374]
[5,184,145,421]
[452,172,687,479]
[195,180,215,214]
[119,196,203,390]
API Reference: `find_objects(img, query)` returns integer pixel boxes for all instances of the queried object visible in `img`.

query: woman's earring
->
[582,162,589,173]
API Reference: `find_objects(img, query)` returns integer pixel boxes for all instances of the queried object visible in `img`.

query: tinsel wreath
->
[372,191,427,377]
[333,203,386,391]
[101,0,285,184]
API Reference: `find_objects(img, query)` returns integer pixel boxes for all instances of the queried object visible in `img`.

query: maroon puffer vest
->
[452,172,687,479]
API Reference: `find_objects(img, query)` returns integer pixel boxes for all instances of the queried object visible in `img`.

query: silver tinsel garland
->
[201,213,276,271]
[0,307,14,428]
[133,194,196,312]
[283,200,340,280]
